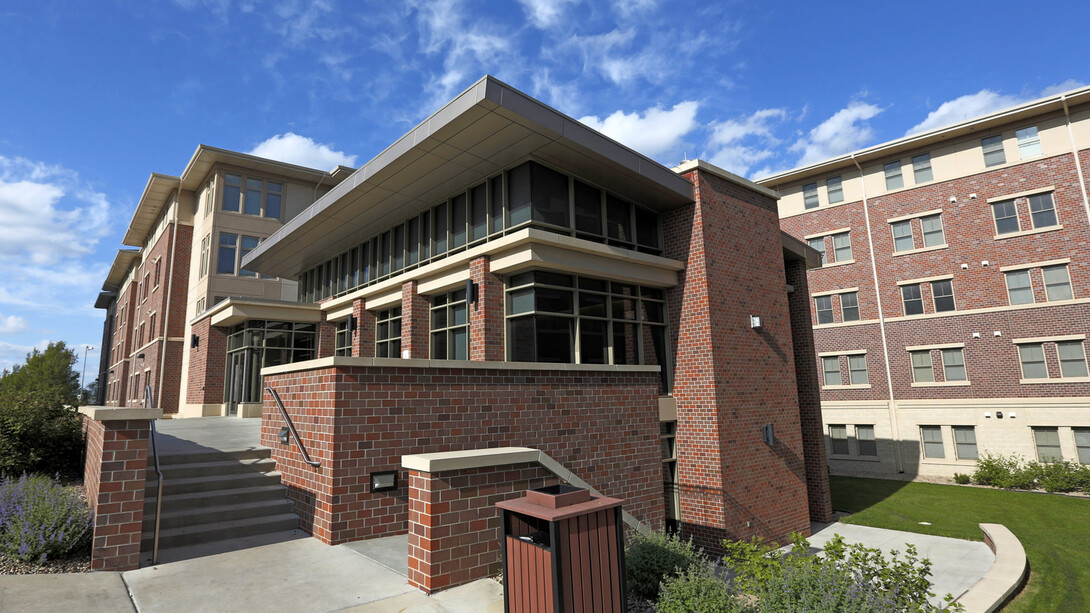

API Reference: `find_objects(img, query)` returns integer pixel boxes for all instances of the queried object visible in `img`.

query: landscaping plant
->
[0,473,92,563]
[625,529,705,601]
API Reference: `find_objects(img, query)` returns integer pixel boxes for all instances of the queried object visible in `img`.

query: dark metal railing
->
[265,387,320,468]
[144,385,163,565]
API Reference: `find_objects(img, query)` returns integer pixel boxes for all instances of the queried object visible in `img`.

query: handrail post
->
[265,387,321,469]
[144,385,163,565]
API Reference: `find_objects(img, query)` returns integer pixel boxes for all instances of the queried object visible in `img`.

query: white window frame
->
[884,161,904,191]
[1042,265,1073,301]
[982,134,1006,167]
[910,350,934,383]
[953,426,978,460]
[931,279,955,312]
[942,348,967,382]
[826,176,843,203]
[803,182,819,209]
[1004,269,1034,305]
[912,153,933,184]
[1033,427,1062,462]
[856,424,877,456]
[891,220,914,252]
[831,231,852,263]
[840,292,860,322]
[1016,125,1042,159]
[921,425,945,459]
[829,424,849,455]
[1057,340,1089,378]
[920,214,945,247]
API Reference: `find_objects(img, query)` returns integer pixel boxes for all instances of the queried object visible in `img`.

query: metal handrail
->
[265,387,320,468]
[144,385,163,565]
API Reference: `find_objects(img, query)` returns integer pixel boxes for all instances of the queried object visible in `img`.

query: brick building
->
[95,76,832,562]
[761,86,1090,478]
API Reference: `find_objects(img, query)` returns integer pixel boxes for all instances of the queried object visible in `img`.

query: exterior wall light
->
[370,470,398,493]
[278,427,291,445]
[761,423,775,445]
[191,334,200,348]
[465,279,479,309]
[750,315,762,329]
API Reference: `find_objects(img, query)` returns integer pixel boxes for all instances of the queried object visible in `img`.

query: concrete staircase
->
[141,447,300,560]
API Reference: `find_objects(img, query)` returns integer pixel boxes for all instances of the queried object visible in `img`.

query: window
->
[856,425,877,456]
[223,173,241,212]
[832,232,852,262]
[335,319,352,357]
[431,289,469,360]
[1075,428,1090,465]
[149,313,157,337]
[829,425,849,455]
[803,182,819,209]
[375,308,402,358]
[217,233,237,275]
[953,426,978,460]
[154,260,161,287]
[921,426,945,459]
[1018,344,1048,379]
[884,161,903,191]
[920,214,945,247]
[807,237,827,265]
[826,176,843,203]
[1028,193,1057,229]
[141,273,150,301]
[196,297,206,315]
[239,236,260,277]
[505,272,670,392]
[815,296,833,324]
[910,351,934,383]
[1005,270,1034,305]
[912,153,933,184]
[224,172,282,218]
[848,354,868,385]
[942,348,967,381]
[891,221,914,252]
[992,200,1020,235]
[1043,265,1073,301]
[932,280,955,312]
[199,235,211,279]
[822,356,841,386]
[1034,427,1062,462]
[661,421,679,531]
[1016,126,1041,158]
[841,292,860,322]
[1057,341,1089,378]
[901,284,923,316]
[982,134,1005,167]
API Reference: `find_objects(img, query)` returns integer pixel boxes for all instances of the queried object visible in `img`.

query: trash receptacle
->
[496,484,626,612]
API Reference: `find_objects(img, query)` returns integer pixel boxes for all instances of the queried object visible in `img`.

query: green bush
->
[972,453,1090,493]
[0,473,92,563]
[626,530,704,601]
[1031,460,1090,493]
[0,390,85,478]
[656,563,740,613]
[952,473,971,485]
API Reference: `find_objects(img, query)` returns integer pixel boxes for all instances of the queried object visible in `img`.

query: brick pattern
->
[261,364,663,546]
[664,169,816,552]
[316,320,337,359]
[185,318,228,405]
[469,256,505,361]
[407,464,557,593]
[351,298,376,358]
[401,280,430,359]
[82,418,150,571]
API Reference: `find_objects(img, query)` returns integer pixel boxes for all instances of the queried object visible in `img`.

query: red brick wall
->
[401,280,429,359]
[469,256,505,361]
[261,364,663,546]
[316,320,337,359]
[82,418,150,571]
[665,168,815,551]
[407,464,558,593]
[351,298,375,358]
[186,318,228,406]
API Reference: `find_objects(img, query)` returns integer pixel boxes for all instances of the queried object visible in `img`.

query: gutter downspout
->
[1061,96,1090,227]
[156,183,181,411]
[852,153,904,473]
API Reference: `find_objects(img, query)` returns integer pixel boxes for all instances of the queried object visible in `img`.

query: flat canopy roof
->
[102,249,142,291]
[244,75,694,278]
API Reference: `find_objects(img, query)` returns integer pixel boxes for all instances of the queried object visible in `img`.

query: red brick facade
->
[469,256,505,362]
[82,417,151,571]
[401,280,430,359]
[185,317,228,405]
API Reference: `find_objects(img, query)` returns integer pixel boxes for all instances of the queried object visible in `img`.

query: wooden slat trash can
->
[496,484,626,613]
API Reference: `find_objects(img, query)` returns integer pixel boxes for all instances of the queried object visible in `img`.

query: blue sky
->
[0,0,1087,380]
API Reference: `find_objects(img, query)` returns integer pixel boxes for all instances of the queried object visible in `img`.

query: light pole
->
[81,345,94,391]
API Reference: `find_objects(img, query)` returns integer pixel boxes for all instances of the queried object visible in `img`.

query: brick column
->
[186,318,227,406]
[469,256,504,361]
[79,406,161,571]
[401,280,430,359]
[316,319,337,358]
[351,298,375,358]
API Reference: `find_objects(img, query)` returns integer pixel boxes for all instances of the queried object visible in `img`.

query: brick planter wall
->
[407,463,558,593]
[261,362,663,546]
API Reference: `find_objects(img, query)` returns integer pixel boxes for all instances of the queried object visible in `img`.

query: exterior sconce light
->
[465,279,479,309]
[370,470,398,493]
[191,334,200,348]
[995,411,1004,419]
[278,427,291,445]
[137,353,146,361]
[749,315,762,329]
[348,314,357,333]
[761,423,775,446]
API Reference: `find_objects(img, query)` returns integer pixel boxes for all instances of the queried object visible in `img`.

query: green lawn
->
[830,476,1090,613]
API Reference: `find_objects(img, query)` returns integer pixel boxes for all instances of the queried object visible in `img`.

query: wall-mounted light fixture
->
[191,334,200,349]
[278,427,291,445]
[749,315,763,330]
[465,279,479,309]
[760,423,775,446]
[996,411,1004,419]
[137,353,146,361]
[370,470,398,493]
[348,314,358,333]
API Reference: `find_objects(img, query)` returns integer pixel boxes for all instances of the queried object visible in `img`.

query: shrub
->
[972,454,1036,489]
[0,473,92,563]
[626,530,704,601]
[0,390,85,478]
[953,473,971,485]
[1032,460,1090,493]
[656,563,740,613]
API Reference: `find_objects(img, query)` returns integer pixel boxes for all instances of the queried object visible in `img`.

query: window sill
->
[1020,377,1090,384]
[822,384,872,390]
[994,224,1062,240]
[828,454,881,462]
[911,380,971,387]
[892,244,948,257]
[818,259,855,269]
[813,319,877,329]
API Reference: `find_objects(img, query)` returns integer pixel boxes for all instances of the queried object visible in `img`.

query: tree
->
[0,341,81,407]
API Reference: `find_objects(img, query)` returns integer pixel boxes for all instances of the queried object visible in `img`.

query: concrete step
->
[147,471,284,496]
[151,457,279,480]
[143,484,290,514]
[155,498,295,531]
[154,448,271,467]
[143,513,300,551]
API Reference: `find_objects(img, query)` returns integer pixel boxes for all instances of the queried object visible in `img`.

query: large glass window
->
[223,172,282,218]
[1034,427,1062,462]
[921,426,945,459]
[225,321,317,403]
[239,236,260,277]
[431,289,469,360]
[954,426,978,460]
[505,272,670,392]
[334,319,352,357]
[217,233,237,275]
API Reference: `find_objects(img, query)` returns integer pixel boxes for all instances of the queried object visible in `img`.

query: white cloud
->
[1040,79,1087,98]
[0,339,50,373]
[518,0,580,29]
[705,108,788,177]
[790,102,884,167]
[906,90,1022,136]
[612,0,657,18]
[0,315,27,334]
[248,133,357,170]
[579,101,700,158]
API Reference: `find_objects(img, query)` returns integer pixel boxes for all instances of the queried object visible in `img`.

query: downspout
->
[1060,95,1090,227]
[156,182,182,411]
[852,153,904,473]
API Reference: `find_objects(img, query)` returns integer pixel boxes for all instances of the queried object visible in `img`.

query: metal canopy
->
[243,75,694,279]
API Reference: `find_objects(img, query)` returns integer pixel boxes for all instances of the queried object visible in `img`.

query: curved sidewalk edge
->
[954,523,1028,613]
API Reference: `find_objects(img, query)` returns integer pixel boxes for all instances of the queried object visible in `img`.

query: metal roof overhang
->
[102,249,142,291]
[177,145,350,192]
[122,174,179,247]
[94,291,117,310]
[243,75,695,279]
